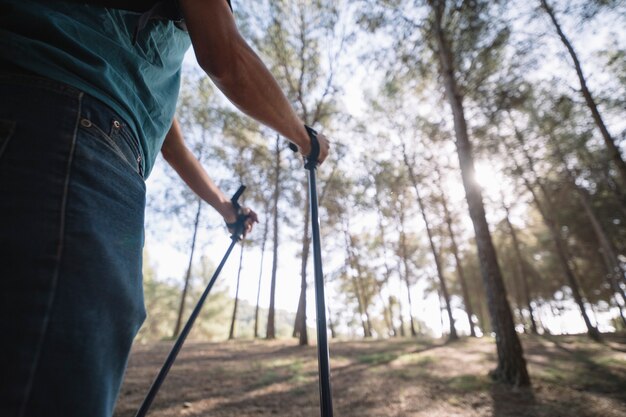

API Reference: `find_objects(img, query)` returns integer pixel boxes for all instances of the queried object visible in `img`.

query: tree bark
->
[374,197,397,337]
[509,123,601,341]
[502,203,538,334]
[429,1,529,385]
[540,0,626,187]
[397,199,418,337]
[266,136,281,339]
[403,150,457,340]
[552,143,626,324]
[387,296,398,337]
[475,286,489,335]
[436,168,476,337]
[600,249,626,328]
[228,242,245,340]
[293,190,310,345]
[576,146,626,218]
[294,164,337,344]
[254,208,270,339]
[344,225,373,338]
[518,160,600,341]
[398,301,406,337]
[172,199,202,338]
[327,304,337,339]
[437,288,447,337]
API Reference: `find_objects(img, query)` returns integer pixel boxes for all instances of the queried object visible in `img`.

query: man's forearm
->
[180,0,312,155]
[210,44,312,154]
[161,119,236,223]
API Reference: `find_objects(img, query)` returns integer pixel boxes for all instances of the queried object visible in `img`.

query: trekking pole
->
[135,185,248,417]
[293,126,334,417]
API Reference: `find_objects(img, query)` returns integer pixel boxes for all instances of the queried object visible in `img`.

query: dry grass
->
[114,333,626,417]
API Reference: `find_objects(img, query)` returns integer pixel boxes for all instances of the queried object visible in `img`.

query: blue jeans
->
[0,72,147,417]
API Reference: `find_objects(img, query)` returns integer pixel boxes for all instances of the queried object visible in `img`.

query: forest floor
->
[114,333,626,417]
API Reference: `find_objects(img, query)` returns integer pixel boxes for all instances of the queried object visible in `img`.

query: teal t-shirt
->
[0,0,191,177]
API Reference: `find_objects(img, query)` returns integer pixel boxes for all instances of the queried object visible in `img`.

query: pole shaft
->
[135,237,240,417]
[308,167,334,417]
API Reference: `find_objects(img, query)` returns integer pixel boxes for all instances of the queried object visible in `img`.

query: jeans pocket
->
[78,118,143,178]
[0,119,16,160]
[111,124,144,178]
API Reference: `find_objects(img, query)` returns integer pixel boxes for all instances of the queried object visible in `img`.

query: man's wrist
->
[217,199,237,223]
[293,123,311,156]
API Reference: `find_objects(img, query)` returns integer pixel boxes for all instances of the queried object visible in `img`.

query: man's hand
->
[224,205,259,237]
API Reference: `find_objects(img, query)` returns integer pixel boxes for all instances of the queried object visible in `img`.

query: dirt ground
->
[114,333,626,417]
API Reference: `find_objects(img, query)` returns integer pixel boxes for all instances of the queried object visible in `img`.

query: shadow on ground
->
[114,333,626,417]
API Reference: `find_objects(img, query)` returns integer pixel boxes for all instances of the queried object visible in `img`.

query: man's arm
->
[161,118,258,234]
[179,0,330,164]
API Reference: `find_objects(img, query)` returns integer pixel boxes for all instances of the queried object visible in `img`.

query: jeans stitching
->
[116,127,143,171]
[112,125,144,178]
[18,92,84,417]
[81,120,142,177]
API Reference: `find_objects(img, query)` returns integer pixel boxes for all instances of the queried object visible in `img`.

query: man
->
[0,0,330,415]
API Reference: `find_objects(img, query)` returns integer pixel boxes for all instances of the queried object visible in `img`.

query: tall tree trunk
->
[398,199,418,337]
[534,299,549,334]
[550,301,565,333]
[576,147,626,219]
[558,168,626,325]
[540,0,626,188]
[590,303,600,329]
[172,199,202,338]
[267,136,282,340]
[327,304,337,339]
[600,249,626,327]
[437,288,447,337]
[506,249,527,332]
[614,296,626,329]
[436,168,476,337]
[501,202,538,334]
[254,208,270,339]
[375,278,394,337]
[403,149,457,340]
[526,264,548,333]
[476,286,489,335]
[516,159,600,341]
[401,265,417,337]
[294,164,337,343]
[554,144,626,290]
[293,190,311,345]
[398,301,406,337]
[228,242,245,340]
[429,1,529,385]
[509,123,601,341]
[374,197,398,336]
[553,142,626,313]
[344,225,373,338]
[388,296,399,337]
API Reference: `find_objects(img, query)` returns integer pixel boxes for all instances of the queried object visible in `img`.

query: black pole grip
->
[304,125,320,170]
[226,185,248,241]
[231,185,246,210]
